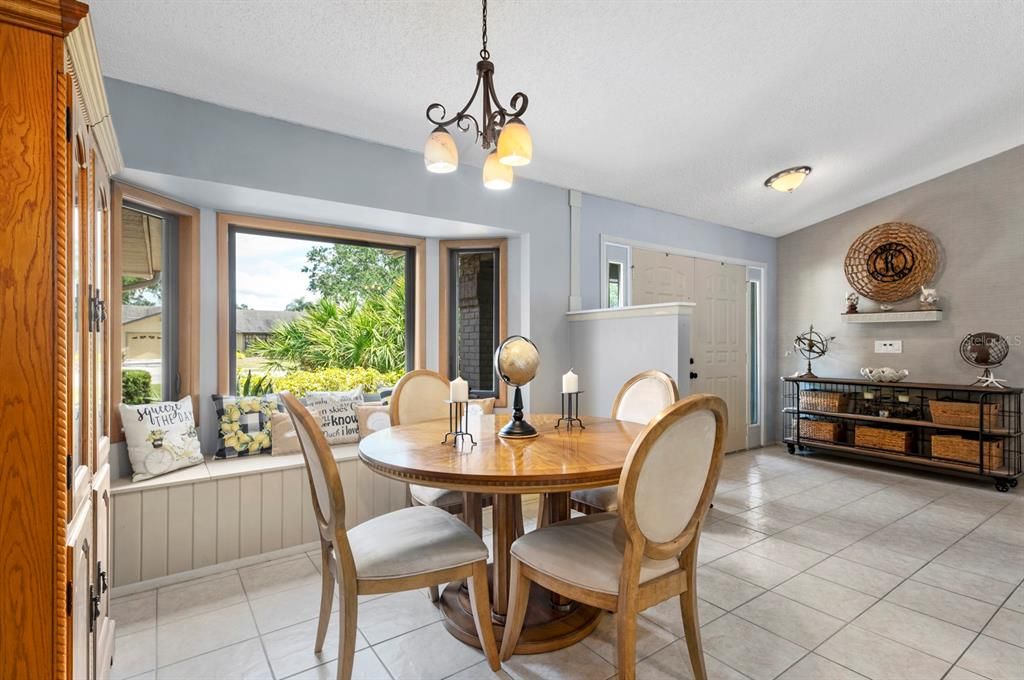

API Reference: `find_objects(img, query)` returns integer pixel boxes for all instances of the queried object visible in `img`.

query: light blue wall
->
[106,78,780,454]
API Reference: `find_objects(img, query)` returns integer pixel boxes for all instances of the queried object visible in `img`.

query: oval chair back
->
[612,371,680,424]
[616,394,727,561]
[280,391,356,572]
[390,369,450,426]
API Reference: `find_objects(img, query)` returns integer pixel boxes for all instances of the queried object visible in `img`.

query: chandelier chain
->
[480,0,489,60]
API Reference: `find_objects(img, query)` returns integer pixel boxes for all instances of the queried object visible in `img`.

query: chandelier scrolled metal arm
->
[424,19,529,148]
[422,0,533,188]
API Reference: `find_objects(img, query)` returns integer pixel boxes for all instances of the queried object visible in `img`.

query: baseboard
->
[111,541,319,598]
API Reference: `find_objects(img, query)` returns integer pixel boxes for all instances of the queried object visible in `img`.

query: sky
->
[234,233,321,310]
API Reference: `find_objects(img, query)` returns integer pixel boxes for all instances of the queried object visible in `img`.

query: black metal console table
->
[782,377,1022,492]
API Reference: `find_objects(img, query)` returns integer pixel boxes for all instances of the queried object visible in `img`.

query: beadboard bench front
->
[110,445,409,590]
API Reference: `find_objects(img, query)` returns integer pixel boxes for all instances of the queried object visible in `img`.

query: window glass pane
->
[608,261,622,308]
[230,230,410,395]
[120,206,165,404]
[451,250,498,395]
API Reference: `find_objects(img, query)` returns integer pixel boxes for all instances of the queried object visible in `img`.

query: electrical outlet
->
[875,340,903,354]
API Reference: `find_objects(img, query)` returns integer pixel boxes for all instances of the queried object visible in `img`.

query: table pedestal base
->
[439,576,603,655]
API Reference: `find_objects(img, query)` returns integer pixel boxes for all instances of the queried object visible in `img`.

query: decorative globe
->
[494,335,539,387]
[960,332,1009,369]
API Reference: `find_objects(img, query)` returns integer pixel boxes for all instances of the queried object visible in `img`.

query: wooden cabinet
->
[0,3,122,678]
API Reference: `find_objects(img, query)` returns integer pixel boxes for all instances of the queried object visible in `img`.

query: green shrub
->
[122,370,152,405]
[274,367,403,398]
[236,370,274,396]
[248,278,406,373]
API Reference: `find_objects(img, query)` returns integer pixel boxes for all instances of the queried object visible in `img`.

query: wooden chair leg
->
[536,493,548,529]
[468,560,501,671]
[315,541,335,653]
[616,608,638,680]
[499,557,532,661]
[679,544,707,680]
[428,584,440,603]
[336,585,359,680]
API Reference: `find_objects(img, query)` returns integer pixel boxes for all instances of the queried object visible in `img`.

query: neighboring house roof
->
[121,306,299,333]
[235,309,300,334]
[122,305,162,324]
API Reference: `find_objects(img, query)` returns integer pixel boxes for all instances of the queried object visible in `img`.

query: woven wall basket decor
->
[844,222,939,303]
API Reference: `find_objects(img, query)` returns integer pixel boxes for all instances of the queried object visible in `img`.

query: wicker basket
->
[932,435,1005,470]
[855,425,912,453]
[800,391,849,413]
[799,419,842,442]
[929,400,999,428]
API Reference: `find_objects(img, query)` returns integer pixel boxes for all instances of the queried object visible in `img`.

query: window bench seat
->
[110,444,410,590]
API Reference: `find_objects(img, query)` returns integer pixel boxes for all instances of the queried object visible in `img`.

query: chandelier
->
[423,0,533,190]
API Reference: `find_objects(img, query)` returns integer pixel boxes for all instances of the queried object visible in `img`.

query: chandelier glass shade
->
[423,0,532,189]
[424,127,459,174]
[482,151,513,190]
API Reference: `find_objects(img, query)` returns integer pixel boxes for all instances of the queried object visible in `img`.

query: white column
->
[568,189,583,311]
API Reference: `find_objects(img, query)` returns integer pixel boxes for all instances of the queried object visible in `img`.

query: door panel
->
[631,249,695,304]
[92,465,113,679]
[692,259,748,452]
[67,499,93,680]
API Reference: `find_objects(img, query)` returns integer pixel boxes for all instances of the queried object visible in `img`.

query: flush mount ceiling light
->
[765,166,812,193]
[423,0,533,189]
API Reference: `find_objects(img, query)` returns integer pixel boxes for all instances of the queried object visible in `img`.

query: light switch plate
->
[875,340,903,354]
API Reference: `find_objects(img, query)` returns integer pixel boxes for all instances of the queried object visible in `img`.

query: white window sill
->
[110,443,362,495]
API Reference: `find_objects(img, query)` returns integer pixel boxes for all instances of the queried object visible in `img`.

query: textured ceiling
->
[90,0,1024,236]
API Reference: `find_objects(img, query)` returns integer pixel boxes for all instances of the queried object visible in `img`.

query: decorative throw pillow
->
[119,397,203,482]
[212,394,283,458]
[355,403,391,439]
[302,390,364,444]
[270,412,301,455]
[468,397,496,416]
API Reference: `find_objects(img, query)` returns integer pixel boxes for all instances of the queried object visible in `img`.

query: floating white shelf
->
[842,310,943,323]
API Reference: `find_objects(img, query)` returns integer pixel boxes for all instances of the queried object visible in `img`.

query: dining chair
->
[500,394,727,680]
[280,391,500,679]
[390,370,466,513]
[568,370,679,515]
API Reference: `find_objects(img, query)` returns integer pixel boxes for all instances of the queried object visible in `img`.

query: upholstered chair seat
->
[569,486,620,514]
[348,505,488,580]
[408,484,464,509]
[568,371,679,516]
[511,513,677,594]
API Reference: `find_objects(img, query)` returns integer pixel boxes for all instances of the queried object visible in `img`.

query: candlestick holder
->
[556,391,585,430]
[442,401,477,448]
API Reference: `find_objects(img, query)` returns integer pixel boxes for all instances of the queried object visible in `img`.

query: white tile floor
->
[110,445,1024,680]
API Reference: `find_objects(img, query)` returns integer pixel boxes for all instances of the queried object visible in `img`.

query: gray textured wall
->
[777,146,1024,434]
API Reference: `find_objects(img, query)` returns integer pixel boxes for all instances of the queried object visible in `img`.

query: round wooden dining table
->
[358,413,647,654]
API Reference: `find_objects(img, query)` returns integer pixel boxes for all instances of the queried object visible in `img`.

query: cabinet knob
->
[689,371,699,380]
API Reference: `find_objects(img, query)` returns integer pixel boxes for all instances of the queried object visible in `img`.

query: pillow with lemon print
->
[212,394,283,458]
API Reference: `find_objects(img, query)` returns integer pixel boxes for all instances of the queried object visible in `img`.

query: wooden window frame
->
[109,182,201,442]
[439,239,508,407]
[216,213,427,394]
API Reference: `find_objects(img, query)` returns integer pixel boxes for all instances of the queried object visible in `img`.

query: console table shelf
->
[782,376,1022,491]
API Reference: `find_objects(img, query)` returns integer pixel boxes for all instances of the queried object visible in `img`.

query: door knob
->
[689,371,699,380]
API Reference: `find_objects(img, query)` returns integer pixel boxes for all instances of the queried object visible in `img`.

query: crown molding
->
[0,0,86,36]
[65,14,124,175]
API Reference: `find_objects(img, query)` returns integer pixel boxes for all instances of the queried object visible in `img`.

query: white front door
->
[631,248,749,452]
[631,249,695,304]
[691,259,748,452]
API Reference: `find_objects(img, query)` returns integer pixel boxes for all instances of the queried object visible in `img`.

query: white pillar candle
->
[450,377,469,403]
[562,369,579,394]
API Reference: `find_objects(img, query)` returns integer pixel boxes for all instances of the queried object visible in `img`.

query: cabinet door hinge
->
[65,106,71,143]
[65,581,73,616]
[89,584,100,632]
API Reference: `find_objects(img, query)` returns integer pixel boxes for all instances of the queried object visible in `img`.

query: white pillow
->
[302,390,364,444]
[119,397,204,482]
